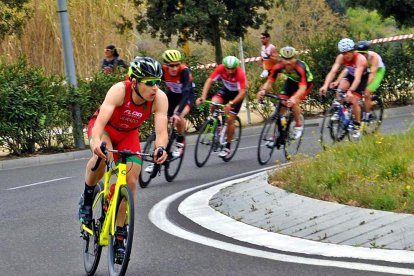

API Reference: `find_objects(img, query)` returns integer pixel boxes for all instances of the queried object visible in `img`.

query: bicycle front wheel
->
[257,117,278,165]
[165,136,185,182]
[222,116,242,162]
[83,182,104,276]
[108,185,134,276]
[139,133,156,188]
[194,119,215,167]
[283,113,304,161]
[320,105,346,149]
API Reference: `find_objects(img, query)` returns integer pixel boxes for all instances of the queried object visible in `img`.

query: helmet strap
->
[133,80,145,101]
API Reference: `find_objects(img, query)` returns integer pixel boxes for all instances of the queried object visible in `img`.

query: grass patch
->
[269,127,414,214]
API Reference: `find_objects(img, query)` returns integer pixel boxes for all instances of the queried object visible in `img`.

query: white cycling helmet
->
[338,38,355,53]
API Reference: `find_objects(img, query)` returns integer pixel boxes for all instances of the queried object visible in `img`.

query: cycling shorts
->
[366,67,385,93]
[343,73,369,95]
[87,117,142,165]
[166,90,194,117]
[212,87,243,114]
[280,78,313,100]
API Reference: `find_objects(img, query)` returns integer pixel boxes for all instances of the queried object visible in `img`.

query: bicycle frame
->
[81,161,127,246]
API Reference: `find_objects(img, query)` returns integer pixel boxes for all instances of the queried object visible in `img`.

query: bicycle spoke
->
[194,120,215,167]
[222,116,242,162]
[139,133,156,188]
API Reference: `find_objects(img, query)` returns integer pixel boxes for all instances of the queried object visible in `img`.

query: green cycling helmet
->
[279,46,297,59]
[222,56,240,69]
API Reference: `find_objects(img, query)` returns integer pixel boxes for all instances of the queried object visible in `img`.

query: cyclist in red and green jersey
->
[196,56,247,158]
[257,46,313,140]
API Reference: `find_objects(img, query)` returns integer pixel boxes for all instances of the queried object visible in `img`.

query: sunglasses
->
[167,63,181,68]
[140,79,162,86]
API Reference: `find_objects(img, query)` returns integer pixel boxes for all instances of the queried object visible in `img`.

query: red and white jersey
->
[342,52,367,76]
[162,64,194,94]
[209,64,247,91]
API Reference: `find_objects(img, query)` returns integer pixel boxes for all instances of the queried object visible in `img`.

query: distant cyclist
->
[257,46,314,141]
[144,49,195,173]
[161,49,195,157]
[79,57,168,259]
[319,38,368,138]
[355,40,385,121]
[196,56,247,158]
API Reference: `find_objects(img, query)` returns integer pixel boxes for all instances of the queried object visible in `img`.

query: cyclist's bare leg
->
[348,92,361,123]
[174,105,191,135]
[291,100,303,126]
[84,135,113,187]
[226,114,236,143]
[116,162,140,227]
[364,90,373,114]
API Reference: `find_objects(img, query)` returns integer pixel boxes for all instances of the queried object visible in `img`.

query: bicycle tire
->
[165,135,185,182]
[257,117,278,165]
[222,116,242,162]
[194,119,215,167]
[320,105,344,149]
[362,95,384,134]
[82,182,104,276]
[139,133,156,188]
[283,113,304,161]
[108,185,134,276]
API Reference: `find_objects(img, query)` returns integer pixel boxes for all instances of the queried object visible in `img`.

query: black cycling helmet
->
[128,57,163,80]
[355,40,371,52]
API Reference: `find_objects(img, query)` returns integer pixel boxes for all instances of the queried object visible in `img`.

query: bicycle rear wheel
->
[82,182,104,276]
[257,117,278,165]
[194,119,215,167]
[165,136,185,182]
[362,95,384,134]
[139,133,156,188]
[108,185,134,276]
[222,116,242,162]
[283,113,304,160]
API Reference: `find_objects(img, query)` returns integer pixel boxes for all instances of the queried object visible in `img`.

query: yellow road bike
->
[80,142,152,276]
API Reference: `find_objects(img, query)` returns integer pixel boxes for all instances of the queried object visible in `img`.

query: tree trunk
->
[211,22,223,64]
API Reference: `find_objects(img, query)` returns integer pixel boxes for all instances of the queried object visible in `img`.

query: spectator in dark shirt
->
[101,45,128,74]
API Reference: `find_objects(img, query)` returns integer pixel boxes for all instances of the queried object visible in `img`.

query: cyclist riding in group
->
[354,40,386,121]
[78,56,168,260]
[144,49,195,173]
[319,38,368,138]
[257,46,314,142]
[161,50,195,156]
[196,55,247,158]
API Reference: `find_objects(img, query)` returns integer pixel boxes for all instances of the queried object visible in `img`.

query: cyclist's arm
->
[334,68,347,84]
[91,82,124,157]
[153,90,169,149]
[231,89,246,106]
[200,77,213,101]
[368,54,379,85]
[348,55,367,92]
[321,55,342,91]
[176,69,193,115]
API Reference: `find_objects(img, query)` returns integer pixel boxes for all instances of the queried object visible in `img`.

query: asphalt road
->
[0,107,413,276]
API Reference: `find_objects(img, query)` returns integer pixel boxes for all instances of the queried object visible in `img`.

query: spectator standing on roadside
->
[101,44,128,74]
[259,30,278,78]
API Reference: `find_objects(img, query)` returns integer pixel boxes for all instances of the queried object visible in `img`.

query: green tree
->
[0,0,31,39]
[125,0,273,63]
[344,0,414,27]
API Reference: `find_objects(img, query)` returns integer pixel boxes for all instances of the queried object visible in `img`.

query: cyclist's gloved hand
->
[256,90,266,102]
[153,146,167,164]
[93,140,107,160]
[319,86,328,96]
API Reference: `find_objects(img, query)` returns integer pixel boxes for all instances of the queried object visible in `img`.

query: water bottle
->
[219,122,227,145]
[280,116,287,128]
[104,183,116,212]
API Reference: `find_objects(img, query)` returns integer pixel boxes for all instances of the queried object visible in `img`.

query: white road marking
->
[6,177,73,190]
[149,169,414,275]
